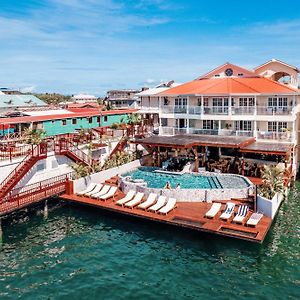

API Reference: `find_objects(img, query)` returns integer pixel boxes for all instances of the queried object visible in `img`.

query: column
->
[228,96,232,116]
[254,121,258,139]
[218,120,221,135]
[194,147,199,172]
[186,96,190,134]
[254,95,257,116]
[201,95,204,114]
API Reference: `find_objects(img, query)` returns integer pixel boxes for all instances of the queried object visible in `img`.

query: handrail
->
[2,172,73,203]
[0,143,47,196]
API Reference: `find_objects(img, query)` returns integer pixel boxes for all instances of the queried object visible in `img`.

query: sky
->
[0,0,300,96]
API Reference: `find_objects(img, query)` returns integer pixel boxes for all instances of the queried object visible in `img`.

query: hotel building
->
[136,59,300,173]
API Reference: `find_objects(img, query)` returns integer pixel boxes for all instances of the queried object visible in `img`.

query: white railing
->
[256,106,293,115]
[219,129,254,137]
[189,106,203,115]
[138,106,160,112]
[257,131,293,142]
[203,106,229,115]
[161,106,188,114]
[232,107,255,115]
[189,128,219,135]
[160,127,175,135]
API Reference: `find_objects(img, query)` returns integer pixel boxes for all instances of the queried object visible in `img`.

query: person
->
[164,181,171,189]
[175,183,181,190]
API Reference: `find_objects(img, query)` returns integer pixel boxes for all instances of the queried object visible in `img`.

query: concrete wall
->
[72,159,142,193]
[257,192,284,219]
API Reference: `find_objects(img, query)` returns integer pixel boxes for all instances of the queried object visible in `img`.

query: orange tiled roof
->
[159,77,299,96]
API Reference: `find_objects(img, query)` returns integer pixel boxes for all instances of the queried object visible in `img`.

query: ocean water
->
[0,186,299,299]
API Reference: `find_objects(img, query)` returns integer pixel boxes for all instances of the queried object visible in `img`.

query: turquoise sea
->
[0,185,299,299]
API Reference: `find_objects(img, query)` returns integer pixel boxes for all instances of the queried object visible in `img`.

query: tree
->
[258,165,285,199]
[24,128,46,145]
[71,163,89,179]
[126,113,141,125]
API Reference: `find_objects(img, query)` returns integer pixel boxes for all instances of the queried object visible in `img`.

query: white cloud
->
[20,85,37,93]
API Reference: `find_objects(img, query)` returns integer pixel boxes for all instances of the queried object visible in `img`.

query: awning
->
[240,142,293,155]
[134,134,255,149]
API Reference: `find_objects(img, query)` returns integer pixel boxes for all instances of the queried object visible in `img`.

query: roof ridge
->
[262,76,298,92]
[231,77,260,93]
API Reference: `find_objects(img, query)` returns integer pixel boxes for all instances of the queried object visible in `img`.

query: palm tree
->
[259,165,285,199]
[71,163,89,179]
[24,128,46,145]
[126,113,141,125]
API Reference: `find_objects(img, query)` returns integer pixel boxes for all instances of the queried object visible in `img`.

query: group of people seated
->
[204,156,263,177]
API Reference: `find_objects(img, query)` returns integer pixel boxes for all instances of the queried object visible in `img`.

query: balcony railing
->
[256,106,292,115]
[160,105,293,116]
[138,106,160,112]
[257,131,293,141]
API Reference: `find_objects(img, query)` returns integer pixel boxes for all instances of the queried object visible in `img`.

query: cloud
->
[20,85,37,93]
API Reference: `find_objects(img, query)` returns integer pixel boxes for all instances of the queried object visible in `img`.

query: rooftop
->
[0,94,47,108]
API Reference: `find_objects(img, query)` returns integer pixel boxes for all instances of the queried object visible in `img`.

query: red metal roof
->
[159,77,299,96]
[0,109,138,125]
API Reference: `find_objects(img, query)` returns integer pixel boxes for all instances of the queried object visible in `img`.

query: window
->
[203,120,214,130]
[268,122,287,132]
[175,97,187,107]
[235,121,252,131]
[104,116,108,122]
[88,117,93,124]
[62,120,67,126]
[72,119,77,125]
[203,98,209,107]
[163,97,169,105]
[161,118,167,126]
[239,98,254,106]
[97,116,100,123]
[51,159,58,169]
[36,162,45,172]
[268,97,288,108]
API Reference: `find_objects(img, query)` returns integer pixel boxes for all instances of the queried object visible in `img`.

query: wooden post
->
[44,199,48,219]
[194,146,199,173]
[157,146,161,167]
[202,146,205,167]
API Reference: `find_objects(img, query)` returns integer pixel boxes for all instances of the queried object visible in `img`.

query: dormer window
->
[238,73,244,76]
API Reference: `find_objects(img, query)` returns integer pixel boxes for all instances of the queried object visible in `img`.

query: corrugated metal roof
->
[0,95,46,107]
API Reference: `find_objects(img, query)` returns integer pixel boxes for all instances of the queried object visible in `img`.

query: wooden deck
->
[61,189,272,243]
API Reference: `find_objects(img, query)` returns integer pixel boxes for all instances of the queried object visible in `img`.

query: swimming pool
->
[122,167,250,189]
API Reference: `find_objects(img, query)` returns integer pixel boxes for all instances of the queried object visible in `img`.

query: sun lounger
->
[85,183,103,197]
[77,182,97,196]
[246,212,263,227]
[205,202,222,218]
[99,186,118,201]
[232,205,249,224]
[137,193,157,210]
[124,192,145,208]
[148,196,167,213]
[158,198,177,215]
[219,202,235,220]
[90,185,110,198]
[115,190,136,206]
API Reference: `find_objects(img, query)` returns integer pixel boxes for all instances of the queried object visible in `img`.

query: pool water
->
[122,167,250,189]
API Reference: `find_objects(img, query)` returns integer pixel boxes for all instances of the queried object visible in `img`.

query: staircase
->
[0,143,47,198]
[55,139,95,166]
[109,137,128,158]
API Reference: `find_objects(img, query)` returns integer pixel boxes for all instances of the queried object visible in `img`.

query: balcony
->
[138,106,160,113]
[161,106,187,114]
[231,107,255,115]
[257,131,293,142]
[256,106,292,115]
[203,106,229,115]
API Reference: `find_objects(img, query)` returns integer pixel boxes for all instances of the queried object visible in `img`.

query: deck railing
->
[0,172,73,216]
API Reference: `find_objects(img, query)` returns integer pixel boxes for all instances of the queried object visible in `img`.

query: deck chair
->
[232,205,249,224]
[99,186,118,201]
[137,193,157,210]
[219,202,235,220]
[246,212,263,227]
[85,183,103,197]
[158,198,177,215]
[148,196,167,213]
[90,185,110,199]
[77,183,97,196]
[205,202,222,218]
[115,190,136,206]
[124,192,145,209]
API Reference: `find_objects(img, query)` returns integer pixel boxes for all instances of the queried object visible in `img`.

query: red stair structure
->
[109,137,128,158]
[55,138,95,166]
[0,143,48,199]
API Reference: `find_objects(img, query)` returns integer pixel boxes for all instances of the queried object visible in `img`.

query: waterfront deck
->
[61,191,272,243]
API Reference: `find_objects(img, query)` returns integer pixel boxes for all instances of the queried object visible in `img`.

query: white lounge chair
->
[232,205,249,224]
[158,198,177,215]
[246,212,263,227]
[205,202,222,218]
[77,182,97,196]
[148,196,167,213]
[116,190,136,206]
[137,193,157,210]
[124,192,145,209]
[219,202,235,220]
[85,183,103,197]
[90,185,110,199]
[99,186,118,201]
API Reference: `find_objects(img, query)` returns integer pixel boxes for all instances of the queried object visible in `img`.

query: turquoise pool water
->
[0,184,299,299]
[122,167,250,189]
